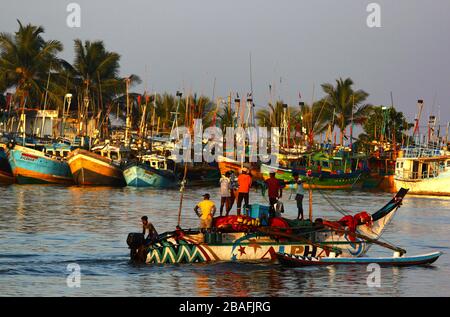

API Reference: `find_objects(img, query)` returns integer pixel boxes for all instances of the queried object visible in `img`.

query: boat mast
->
[40,67,51,138]
[125,77,131,147]
[412,99,424,142]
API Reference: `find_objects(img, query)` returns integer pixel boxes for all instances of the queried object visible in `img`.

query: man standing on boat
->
[194,193,217,230]
[229,171,238,211]
[287,172,305,220]
[237,167,252,215]
[219,171,232,216]
[141,216,159,243]
[265,171,283,217]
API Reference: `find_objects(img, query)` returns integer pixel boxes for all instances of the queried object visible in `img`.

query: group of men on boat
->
[141,167,308,242]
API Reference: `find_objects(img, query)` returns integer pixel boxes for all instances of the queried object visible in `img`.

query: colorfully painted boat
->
[261,151,368,189]
[8,143,73,185]
[127,189,409,264]
[123,154,178,188]
[394,146,450,196]
[275,251,442,267]
[0,144,14,184]
[67,144,127,187]
[260,163,363,189]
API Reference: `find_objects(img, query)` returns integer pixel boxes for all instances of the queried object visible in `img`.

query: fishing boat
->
[67,143,128,187]
[127,188,415,264]
[275,251,442,267]
[218,155,263,180]
[394,146,450,196]
[174,162,221,186]
[123,154,178,188]
[362,144,397,193]
[0,144,14,184]
[7,143,74,185]
[260,150,367,189]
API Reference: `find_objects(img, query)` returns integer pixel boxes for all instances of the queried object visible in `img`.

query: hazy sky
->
[1,0,450,126]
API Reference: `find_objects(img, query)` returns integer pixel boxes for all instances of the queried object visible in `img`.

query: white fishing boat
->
[394,146,450,196]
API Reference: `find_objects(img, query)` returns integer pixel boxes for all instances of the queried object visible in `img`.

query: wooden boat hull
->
[8,146,73,185]
[143,232,353,264]
[261,164,363,189]
[276,251,442,267]
[123,163,177,188]
[0,146,14,184]
[218,157,263,180]
[67,149,125,187]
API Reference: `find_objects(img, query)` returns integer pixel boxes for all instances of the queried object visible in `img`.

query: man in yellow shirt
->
[194,193,217,230]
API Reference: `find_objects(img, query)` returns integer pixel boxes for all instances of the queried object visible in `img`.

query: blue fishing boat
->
[123,154,178,188]
[8,143,74,185]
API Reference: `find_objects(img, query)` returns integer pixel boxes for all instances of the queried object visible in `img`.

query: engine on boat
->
[127,233,147,262]
[127,233,145,249]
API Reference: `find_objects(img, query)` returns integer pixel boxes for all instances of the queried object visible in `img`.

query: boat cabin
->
[92,144,129,163]
[141,154,174,171]
[395,147,450,180]
[43,144,72,160]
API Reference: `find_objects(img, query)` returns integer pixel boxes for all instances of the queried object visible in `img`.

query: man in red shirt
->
[237,167,252,215]
[265,171,283,217]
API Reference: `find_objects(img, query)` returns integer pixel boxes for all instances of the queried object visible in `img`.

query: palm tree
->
[292,100,330,144]
[0,20,64,108]
[217,105,236,130]
[321,77,372,145]
[256,101,298,127]
[71,39,141,112]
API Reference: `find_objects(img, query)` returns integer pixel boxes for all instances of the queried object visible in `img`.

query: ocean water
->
[0,185,449,297]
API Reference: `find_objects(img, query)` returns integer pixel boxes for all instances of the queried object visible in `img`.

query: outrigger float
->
[127,188,441,266]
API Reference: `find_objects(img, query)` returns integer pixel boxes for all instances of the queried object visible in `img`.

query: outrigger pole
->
[323,225,407,255]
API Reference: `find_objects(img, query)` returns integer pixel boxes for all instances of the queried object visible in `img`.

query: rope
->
[305,176,349,216]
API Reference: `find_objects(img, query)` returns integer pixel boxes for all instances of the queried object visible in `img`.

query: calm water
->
[0,185,449,297]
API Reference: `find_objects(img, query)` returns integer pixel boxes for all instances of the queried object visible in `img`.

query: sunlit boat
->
[217,155,263,180]
[394,146,450,196]
[127,189,411,264]
[67,144,127,187]
[261,150,368,189]
[8,143,73,185]
[123,154,178,188]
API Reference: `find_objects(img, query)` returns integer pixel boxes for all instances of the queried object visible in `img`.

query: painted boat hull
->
[67,149,125,187]
[0,146,14,184]
[261,164,363,189]
[276,251,442,267]
[143,232,357,264]
[394,170,450,196]
[8,146,73,185]
[123,163,177,188]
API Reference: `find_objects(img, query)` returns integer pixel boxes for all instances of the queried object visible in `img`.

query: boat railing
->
[402,147,442,158]
[397,169,442,180]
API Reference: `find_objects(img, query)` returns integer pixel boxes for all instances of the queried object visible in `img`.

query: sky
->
[1,0,450,127]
